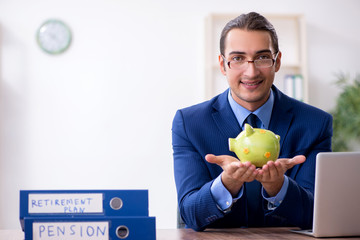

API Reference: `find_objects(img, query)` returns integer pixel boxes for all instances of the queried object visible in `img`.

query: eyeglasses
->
[222,52,279,70]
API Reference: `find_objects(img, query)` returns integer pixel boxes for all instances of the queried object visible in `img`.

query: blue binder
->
[23,216,156,240]
[20,190,149,230]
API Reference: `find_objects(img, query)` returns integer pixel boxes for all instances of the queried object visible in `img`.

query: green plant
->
[331,73,360,151]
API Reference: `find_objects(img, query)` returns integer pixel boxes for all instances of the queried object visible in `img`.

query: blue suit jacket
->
[172,86,332,231]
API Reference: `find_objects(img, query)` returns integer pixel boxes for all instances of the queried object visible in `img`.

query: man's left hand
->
[256,155,306,196]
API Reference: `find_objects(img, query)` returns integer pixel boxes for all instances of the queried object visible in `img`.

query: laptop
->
[293,152,360,237]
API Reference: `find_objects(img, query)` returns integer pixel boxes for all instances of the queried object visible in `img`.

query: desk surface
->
[2,228,360,240]
[157,228,360,240]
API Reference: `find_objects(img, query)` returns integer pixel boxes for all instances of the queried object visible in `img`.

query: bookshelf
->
[204,13,308,103]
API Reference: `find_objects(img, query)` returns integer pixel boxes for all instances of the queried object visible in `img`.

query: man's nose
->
[243,61,260,76]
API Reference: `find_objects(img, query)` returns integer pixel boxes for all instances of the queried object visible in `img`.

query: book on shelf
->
[284,74,303,101]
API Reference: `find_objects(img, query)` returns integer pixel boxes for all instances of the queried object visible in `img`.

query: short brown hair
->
[220,12,279,55]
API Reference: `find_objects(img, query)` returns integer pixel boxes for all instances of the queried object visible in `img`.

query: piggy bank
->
[229,124,280,167]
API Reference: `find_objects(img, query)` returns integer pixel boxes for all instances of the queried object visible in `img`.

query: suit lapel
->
[268,86,294,149]
[211,89,241,138]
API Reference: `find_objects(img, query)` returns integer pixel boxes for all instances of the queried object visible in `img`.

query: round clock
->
[36,19,72,54]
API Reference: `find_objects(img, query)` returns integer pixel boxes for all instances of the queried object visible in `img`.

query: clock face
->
[37,19,72,54]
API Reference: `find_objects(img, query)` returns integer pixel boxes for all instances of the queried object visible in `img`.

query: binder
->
[283,74,303,101]
[294,74,303,101]
[20,190,149,230]
[284,74,295,98]
[23,216,156,240]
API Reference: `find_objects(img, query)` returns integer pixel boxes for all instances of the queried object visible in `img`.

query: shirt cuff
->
[262,175,289,210]
[210,174,243,212]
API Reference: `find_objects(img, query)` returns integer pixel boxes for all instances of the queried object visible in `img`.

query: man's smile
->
[240,80,264,88]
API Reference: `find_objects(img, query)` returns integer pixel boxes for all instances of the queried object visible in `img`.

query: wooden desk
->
[2,228,360,240]
[156,228,360,240]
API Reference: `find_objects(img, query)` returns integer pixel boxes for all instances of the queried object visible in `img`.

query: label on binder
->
[33,221,109,240]
[29,193,103,214]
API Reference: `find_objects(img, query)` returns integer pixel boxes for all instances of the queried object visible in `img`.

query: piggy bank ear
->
[276,134,281,141]
[245,123,254,137]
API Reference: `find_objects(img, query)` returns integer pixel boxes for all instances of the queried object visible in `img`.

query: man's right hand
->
[205,154,259,197]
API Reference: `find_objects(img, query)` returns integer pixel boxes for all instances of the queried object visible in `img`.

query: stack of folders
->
[283,74,303,101]
[19,190,156,240]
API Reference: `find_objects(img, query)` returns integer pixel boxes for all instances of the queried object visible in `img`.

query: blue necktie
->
[245,113,259,128]
[244,113,263,226]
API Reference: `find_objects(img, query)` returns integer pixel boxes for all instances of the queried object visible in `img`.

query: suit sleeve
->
[172,110,226,231]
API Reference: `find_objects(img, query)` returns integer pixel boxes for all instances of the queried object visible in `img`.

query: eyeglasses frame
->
[222,51,280,70]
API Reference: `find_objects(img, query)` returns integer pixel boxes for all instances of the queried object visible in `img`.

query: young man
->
[172,12,332,231]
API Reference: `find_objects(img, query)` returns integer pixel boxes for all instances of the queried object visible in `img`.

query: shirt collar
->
[227,88,274,129]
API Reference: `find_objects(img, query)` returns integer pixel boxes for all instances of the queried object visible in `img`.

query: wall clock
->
[36,19,72,55]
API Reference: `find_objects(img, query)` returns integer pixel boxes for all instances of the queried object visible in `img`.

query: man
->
[172,12,332,231]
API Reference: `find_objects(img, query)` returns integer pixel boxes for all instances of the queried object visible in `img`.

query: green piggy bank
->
[229,124,281,167]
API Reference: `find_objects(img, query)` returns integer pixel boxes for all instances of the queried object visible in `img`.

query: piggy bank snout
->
[228,138,236,152]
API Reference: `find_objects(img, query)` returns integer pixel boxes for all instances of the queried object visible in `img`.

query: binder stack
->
[19,190,156,240]
[283,74,304,101]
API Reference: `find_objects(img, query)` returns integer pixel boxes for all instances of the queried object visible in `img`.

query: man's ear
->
[219,55,227,76]
[275,51,282,72]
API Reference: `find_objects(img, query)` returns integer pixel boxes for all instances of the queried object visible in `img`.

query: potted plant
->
[331,73,360,151]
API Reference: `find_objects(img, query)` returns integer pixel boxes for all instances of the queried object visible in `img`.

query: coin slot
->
[110,197,123,210]
[116,225,129,239]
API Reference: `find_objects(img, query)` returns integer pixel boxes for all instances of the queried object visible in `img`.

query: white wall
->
[0,0,359,230]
